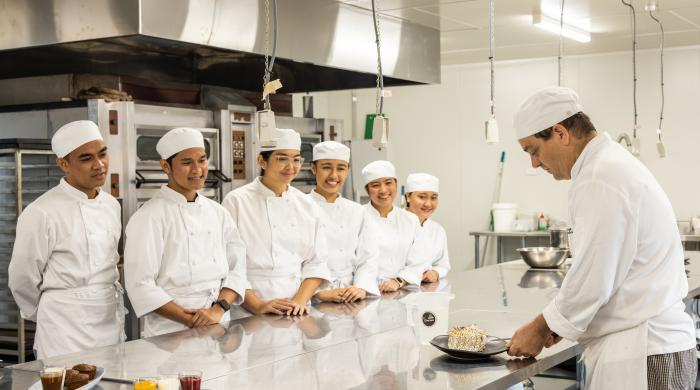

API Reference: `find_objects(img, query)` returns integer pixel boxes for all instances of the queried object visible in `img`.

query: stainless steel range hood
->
[0,0,440,92]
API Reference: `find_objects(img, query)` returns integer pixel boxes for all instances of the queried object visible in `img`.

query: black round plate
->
[430,334,508,359]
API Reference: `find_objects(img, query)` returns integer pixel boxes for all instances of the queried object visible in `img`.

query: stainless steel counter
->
[9,252,700,389]
[471,230,700,268]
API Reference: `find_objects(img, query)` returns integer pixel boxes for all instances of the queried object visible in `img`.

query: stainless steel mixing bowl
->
[516,247,569,269]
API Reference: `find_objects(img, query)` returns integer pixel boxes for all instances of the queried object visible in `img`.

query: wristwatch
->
[212,299,231,312]
[394,277,406,288]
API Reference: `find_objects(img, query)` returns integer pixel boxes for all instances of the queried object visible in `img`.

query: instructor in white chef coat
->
[404,173,450,283]
[506,87,696,389]
[124,128,250,337]
[9,120,124,359]
[308,141,380,302]
[362,161,427,293]
[222,129,331,316]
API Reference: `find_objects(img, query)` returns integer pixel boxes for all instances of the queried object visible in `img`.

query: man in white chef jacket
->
[506,86,696,389]
[8,120,125,359]
[124,128,250,337]
[308,141,380,302]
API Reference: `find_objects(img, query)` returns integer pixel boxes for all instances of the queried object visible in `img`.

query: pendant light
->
[256,0,282,148]
[647,0,666,157]
[618,0,640,156]
[557,0,565,86]
[485,0,499,144]
[371,0,389,150]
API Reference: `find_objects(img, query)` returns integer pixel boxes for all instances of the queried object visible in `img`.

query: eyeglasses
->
[273,155,304,167]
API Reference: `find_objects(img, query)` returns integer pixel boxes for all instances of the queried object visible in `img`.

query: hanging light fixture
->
[618,0,640,156]
[557,0,565,86]
[370,0,389,150]
[485,0,499,144]
[647,0,667,158]
[255,0,282,148]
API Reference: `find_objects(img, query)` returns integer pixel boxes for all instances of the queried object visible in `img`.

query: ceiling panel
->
[335,0,700,64]
[382,7,480,30]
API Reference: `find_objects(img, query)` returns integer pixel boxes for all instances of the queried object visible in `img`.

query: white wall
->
[294,45,700,271]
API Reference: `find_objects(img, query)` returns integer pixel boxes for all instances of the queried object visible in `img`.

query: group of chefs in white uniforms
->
[361,160,433,292]
[8,121,452,359]
[9,120,124,359]
[506,86,696,389]
[222,129,332,317]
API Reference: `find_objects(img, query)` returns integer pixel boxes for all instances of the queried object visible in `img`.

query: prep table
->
[471,230,700,268]
[7,251,699,390]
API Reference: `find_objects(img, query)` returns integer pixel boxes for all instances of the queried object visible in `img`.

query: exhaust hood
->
[0,0,440,92]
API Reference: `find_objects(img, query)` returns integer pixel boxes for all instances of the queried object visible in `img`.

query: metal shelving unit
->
[0,139,62,364]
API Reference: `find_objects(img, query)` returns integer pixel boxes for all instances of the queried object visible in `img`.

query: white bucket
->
[493,203,518,232]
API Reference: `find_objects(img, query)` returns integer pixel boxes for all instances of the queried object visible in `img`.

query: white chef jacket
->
[542,132,695,356]
[222,177,331,303]
[124,185,250,337]
[364,203,427,286]
[8,178,124,358]
[416,218,451,278]
[308,190,380,296]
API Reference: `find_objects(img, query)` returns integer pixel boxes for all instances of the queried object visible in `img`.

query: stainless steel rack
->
[0,140,62,364]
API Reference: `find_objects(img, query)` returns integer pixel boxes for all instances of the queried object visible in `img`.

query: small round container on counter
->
[516,247,569,269]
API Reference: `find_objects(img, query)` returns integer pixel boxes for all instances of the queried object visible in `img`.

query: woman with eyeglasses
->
[403,173,450,283]
[223,129,331,317]
[361,161,426,293]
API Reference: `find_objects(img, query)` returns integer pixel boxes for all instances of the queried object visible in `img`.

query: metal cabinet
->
[0,139,62,363]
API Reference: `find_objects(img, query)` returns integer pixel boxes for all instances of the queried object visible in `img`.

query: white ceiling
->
[336,0,700,65]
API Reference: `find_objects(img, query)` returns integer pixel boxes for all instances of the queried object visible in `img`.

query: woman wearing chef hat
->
[124,127,250,337]
[223,129,331,316]
[9,120,124,358]
[361,161,427,293]
[403,173,450,283]
[308,141,380,303]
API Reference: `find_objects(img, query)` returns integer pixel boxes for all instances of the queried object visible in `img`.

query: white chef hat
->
[361,160,396,185]
[51,120,103,158]
[259,128,301,152]
[313,141,350,162]
[156,127,205,159]
[513,86,584,140]
[405,173,439,193]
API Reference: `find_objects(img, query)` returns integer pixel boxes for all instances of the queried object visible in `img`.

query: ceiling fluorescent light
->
[533,14,591,43]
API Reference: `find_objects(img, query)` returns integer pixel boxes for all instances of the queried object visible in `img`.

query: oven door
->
[133,127,229,205]
[292,134,322,193]
[299,134,321,170]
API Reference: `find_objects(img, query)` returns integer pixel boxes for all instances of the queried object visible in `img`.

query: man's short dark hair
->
[534,112,596,140]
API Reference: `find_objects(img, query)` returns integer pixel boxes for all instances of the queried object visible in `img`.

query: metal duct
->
[0,0,440,92]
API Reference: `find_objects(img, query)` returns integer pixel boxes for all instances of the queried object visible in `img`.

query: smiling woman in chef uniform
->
[124,127,250,337]
[403,173,450,283]
[361,161,427,293]
[222,128,331,316]
[308,141,380,302]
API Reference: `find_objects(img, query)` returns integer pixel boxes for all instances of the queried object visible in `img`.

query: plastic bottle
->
[537,212,547,231]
